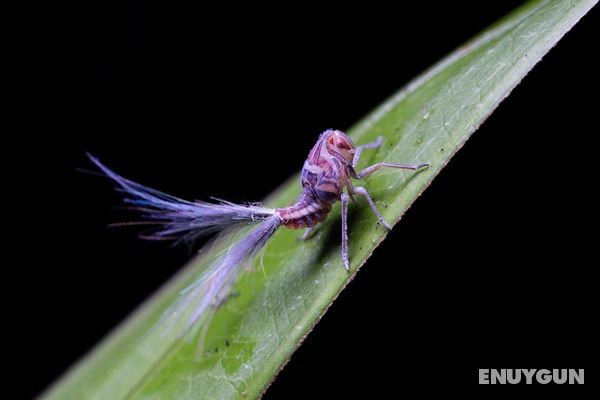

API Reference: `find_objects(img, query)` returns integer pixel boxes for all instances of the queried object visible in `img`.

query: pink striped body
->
[277,130,355,229]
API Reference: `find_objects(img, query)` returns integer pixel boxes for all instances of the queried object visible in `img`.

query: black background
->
[5,1,597,399]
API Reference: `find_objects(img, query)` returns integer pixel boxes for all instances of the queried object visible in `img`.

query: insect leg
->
[341,192,350,270]
[300,226,318,240]
[351,186,392,231]
[352,136,383,169]
[345,180,357,203]
[354,162,428,179]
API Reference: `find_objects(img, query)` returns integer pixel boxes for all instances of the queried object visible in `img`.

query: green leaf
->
[40,1,596,399]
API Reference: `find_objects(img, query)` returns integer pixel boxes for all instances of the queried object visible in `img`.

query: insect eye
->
[335,138,350,149]
[328,137,335,145]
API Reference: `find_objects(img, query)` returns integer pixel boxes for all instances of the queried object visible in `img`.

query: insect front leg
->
[354,161,429,179]
[340,192,350,270]
[351,186,392,231]
[352,136,383,169]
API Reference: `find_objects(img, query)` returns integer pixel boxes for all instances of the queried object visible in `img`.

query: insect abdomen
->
[276,193,331,229]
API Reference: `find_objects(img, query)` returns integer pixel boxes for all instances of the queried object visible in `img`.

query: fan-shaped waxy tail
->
[89,154,283,345]
[88,154,277,242]
[155,214,282,343]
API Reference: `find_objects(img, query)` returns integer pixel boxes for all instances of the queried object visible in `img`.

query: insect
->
[90,129,428,337]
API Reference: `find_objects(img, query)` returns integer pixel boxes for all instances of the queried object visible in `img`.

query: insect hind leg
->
[299,225,319,241]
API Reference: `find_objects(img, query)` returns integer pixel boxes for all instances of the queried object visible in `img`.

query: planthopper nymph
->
[90,129,428,338]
